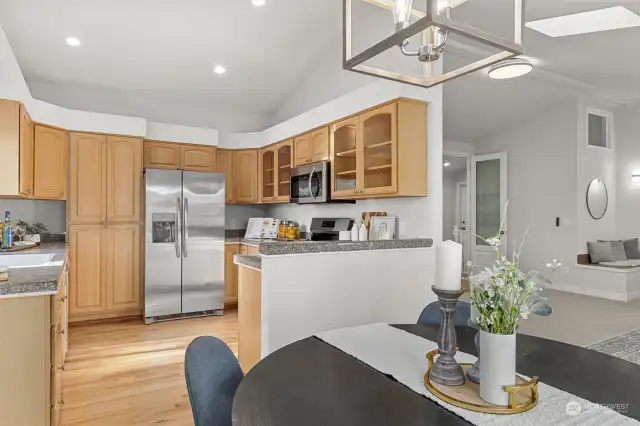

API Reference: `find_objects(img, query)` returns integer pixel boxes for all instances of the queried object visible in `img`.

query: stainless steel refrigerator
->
[144,169,225,323]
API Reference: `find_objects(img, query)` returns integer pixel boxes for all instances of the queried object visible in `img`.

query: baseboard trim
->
[551,284,628,302]
[69,309,143,324]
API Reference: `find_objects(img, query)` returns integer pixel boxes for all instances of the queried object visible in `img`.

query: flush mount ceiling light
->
[343,0,525,88]
[526,6,640,38]
[65,37,81,47]
[213,65,226,75]
[444,162,451,167]
[252,0,266,6]
[488,58,532,79]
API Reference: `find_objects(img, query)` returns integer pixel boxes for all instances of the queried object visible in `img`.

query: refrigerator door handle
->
[175,197,182,258]
[183,197,189,257]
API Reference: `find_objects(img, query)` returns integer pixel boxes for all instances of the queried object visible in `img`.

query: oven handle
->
[309,167,317,200]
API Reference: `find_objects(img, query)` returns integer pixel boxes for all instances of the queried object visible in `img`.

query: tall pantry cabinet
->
[67,133,143,322]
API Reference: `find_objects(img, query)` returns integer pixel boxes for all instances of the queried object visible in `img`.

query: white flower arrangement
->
[469,204,562,335]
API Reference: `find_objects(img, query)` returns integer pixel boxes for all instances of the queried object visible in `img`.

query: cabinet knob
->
[57,365,65,371]
[59,329,66,335]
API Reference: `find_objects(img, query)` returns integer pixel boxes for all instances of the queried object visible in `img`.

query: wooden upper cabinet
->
[215,149,235,204]
[234,149,259,204]
[330,99,426,200]
[33,125,68,200]
[276,140,293,202]
[106,136,142,223]
[143,141,181,170]
[358,103,397,196]
[311,127,330,163]
[68,225,106,316]
[259,146,276,203]
[182,144,215,172]
[105,224,141,311]
[18,105,34,197]
[69,133,106,224]
[0,100,20,196]
[294,127,329,167]
[293,133,311,167]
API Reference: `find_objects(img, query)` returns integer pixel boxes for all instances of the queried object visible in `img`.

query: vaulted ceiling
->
[1,0,638,140]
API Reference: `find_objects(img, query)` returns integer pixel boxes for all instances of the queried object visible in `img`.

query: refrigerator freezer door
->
[145,169,183,318]
[181,171,225,313]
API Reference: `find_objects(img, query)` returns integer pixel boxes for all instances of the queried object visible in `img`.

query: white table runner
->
[316,323,638,426]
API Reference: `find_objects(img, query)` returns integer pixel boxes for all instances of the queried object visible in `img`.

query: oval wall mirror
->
[586,178,608,220]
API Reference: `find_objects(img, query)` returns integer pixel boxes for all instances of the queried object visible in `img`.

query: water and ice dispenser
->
[152,213,177,243]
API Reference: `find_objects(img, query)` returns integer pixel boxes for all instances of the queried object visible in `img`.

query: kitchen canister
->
[350,223,359,241]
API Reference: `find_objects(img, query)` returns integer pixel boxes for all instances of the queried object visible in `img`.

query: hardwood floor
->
[61,312,238,426]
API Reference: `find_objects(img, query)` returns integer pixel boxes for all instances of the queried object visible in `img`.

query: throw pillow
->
[598,240,628,261]
[587,241,615,264]
[623,238,640,260]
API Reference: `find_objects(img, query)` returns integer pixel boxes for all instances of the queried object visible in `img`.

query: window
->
[587,110,611,148]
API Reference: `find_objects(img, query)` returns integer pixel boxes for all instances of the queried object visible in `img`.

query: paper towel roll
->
[435,240,463,291]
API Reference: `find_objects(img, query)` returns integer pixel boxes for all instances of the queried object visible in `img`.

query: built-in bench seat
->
[572,253,640,301]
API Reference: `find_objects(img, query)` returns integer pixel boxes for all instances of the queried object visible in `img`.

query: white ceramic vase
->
[479,329,516,406]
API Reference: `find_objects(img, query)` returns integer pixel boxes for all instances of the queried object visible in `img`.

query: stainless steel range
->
[144,169,225,323]
[309,217,354,241]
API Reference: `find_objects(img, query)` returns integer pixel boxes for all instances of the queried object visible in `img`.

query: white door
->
[471,152,507,268]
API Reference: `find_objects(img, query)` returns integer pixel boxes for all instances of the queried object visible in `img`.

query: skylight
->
[525,6,640,38]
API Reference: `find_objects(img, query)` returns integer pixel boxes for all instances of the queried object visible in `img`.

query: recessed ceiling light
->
[443,162,451,167]
[526,6,640,38]
[213,65,226,75]
[488,58,533,80]
[65,37,81,47]
[252,0,266,6]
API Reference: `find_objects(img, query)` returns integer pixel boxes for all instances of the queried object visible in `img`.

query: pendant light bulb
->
[393,0,414,29]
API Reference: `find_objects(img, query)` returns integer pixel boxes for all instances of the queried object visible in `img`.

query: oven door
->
[290,162,329,204]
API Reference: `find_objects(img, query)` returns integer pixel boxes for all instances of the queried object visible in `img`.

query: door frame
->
[470,152,508,266]
[443,150,471,264]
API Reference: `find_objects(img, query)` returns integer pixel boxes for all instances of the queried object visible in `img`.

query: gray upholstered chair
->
[417,300,472,327]
[184,336,244,426]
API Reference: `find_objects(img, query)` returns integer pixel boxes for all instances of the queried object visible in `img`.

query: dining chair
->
[184,336,244,426]
[417,300,472,327]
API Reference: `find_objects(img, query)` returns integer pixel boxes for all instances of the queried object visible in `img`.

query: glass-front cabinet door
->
[359,103,397,195]
[331,117,359,198]
[276,140,293,202]
[260,148,276,202]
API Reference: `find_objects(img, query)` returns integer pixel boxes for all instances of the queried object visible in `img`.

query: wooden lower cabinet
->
[225,244,240,305]
[237,265,262,372]
[0,249,69,426]
[69,224,142,322]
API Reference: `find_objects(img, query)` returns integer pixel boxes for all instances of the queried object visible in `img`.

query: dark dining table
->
[232,324,640,426]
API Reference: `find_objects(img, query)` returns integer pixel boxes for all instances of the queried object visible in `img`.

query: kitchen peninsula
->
[234,237,433,371]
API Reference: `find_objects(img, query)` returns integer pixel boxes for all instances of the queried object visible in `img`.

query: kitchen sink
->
[0,253,62,268]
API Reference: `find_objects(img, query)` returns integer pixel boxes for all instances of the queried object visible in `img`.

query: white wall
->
[0,199,66,234]
[576,100,617,252]
[615,103,640,240]
[443,171,457,241]
[0,27,31,102]
[475,102,578,286]
[444,140,475,155]
[226,205,267,230]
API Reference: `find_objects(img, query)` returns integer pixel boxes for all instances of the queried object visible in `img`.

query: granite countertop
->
[225,238,260,247]
[0,243,67,298]
[256,238,433,256]
[234,254,262,271]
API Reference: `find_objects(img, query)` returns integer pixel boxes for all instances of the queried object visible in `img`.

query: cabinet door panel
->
[106,136,142,223]
[69,133,106,224]
[330,117,358,199]
[260,147,276,202]
[359,103,397,196]
[33,125,68,200]
[182,145,215,172]
[234,150,258,204]
[293,134,311,167]
[68,225,105,315]
[0,100,19,196]
[276,140,293,202]
[105,224,141,311]
[215,149,235,203]
[19,105,34,197]
[311,127,329,163]
[143,141,181,169]
[225,244,240,303]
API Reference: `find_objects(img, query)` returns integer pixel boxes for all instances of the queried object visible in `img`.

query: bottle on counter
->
[359,223,368,241]
[351,222,360,241]
[2,210,11,249]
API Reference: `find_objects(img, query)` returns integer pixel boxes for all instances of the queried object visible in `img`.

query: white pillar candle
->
[435,240,463,291]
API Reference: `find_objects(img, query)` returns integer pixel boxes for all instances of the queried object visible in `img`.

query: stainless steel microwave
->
[290,161,330,204]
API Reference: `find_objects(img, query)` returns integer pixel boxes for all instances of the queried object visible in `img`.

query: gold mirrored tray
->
[424,349,539,415]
